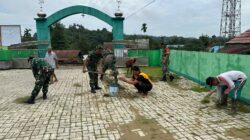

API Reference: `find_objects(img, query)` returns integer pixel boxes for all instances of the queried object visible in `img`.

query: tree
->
[199,34,210,48]
[184,38,203,51]
[22,28,35,42]
[141,23,147,34]
[50,22,66,50]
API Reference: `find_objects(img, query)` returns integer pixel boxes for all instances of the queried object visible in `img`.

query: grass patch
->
[191,85,210,93]
[168,82,180,90]
[170,73,181,79]
[119,66,180,83]
[14,96,30,104]
[73,83,82,87]
[191,132,199,136]
[117,106,175,140]
[237,102,250,113]
[210,119,228,124]
[157,113,163,117]
[138,117,155,124]
[103,94,111,97]
[226,127,250,140]
[119,67,162,80]
[201,98,210,104]
[201,93,212,104]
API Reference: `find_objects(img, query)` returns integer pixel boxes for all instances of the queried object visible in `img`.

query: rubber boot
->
[91,86,96,93]
[43,93,47,100]
[95,85,102,90]
[221,94,228,107]
[161,75,167,81]
[231,99,237,114]
[25,96,35,104]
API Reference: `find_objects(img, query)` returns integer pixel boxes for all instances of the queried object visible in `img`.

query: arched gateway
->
[35,5,124,57]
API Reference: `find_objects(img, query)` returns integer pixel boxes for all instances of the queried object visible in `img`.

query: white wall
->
[0,25,21,46]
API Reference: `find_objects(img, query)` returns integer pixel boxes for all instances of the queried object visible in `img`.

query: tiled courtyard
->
[0,66,250,140]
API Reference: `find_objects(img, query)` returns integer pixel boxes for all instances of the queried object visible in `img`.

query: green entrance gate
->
[35,5,124,57]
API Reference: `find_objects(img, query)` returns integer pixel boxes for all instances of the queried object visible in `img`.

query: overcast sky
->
[0,0,250,37]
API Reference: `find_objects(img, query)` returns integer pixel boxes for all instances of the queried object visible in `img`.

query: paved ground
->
[0,66,250,140]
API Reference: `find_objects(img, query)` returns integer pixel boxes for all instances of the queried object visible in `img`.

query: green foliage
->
[149,37,161,49]
[22,28,36,42]
[49,23,112,54]
[166,36,186,45]
[47,22,228,52]
[184,38,204,51]
[50,22,67,50]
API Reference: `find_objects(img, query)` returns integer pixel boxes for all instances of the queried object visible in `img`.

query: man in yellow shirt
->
[119,66,153,97]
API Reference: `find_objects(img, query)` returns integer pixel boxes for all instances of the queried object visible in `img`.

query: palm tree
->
[141,23,147,34]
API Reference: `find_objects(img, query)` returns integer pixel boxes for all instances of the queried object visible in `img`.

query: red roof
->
[227,29,250,44]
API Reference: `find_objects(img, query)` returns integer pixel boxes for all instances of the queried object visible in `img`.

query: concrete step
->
[0,60,13,70]
[12,58,30,69]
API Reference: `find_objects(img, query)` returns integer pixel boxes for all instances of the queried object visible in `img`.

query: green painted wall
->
[0,50,38,60]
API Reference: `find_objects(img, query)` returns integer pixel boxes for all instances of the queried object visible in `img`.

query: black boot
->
[231,99,237,114]
[161,75,167,81]
[91,87,96,93]
[25,96,35,104]
[43,94,47,100]
[95,85,102,90]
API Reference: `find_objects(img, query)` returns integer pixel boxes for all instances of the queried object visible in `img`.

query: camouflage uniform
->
[100,50,116,80]
[26,58,53,104]
[161,54,169,81]
[87,50,103,92]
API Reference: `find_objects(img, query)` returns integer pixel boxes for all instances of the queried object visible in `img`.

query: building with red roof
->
[221,29,250,54]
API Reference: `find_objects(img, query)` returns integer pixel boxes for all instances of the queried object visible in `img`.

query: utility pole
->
[220,0,241,39]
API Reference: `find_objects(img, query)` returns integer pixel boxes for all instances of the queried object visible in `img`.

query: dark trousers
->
[126,65,133,74]
[87,66,98,89]
[31,75,50,98]
[134,82,152,94]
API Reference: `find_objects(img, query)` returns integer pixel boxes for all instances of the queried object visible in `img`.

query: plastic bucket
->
[109,83,119,96]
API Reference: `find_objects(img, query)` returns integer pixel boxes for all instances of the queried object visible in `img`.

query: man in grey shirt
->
[45,47,59,83]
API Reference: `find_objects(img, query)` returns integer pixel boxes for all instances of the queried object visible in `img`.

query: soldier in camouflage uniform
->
[161,43,170,81]
[83,45,103,93]
[100,48,116,81]
[26,57,53,104]
[161,53,169,81]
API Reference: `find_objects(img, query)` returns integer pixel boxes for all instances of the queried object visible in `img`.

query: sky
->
[0,0,250,38]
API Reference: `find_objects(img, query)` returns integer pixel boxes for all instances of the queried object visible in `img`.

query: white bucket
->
[109,83,119,96]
